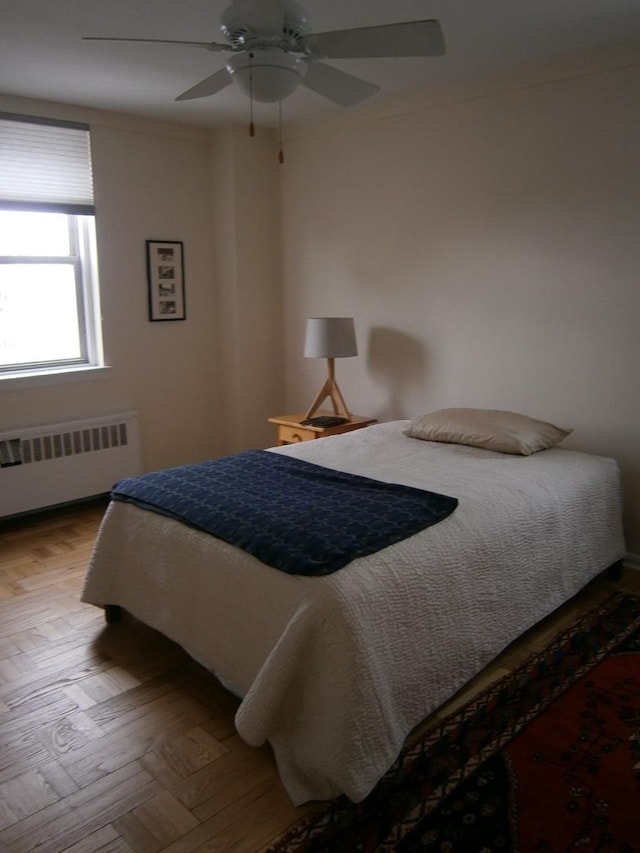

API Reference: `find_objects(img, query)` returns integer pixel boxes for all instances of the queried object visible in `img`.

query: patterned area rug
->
[269,592,640,851]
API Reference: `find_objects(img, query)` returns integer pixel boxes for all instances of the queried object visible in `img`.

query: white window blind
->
[0,113,94,214]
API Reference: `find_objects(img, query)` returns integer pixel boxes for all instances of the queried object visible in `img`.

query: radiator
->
[0,412,141,517]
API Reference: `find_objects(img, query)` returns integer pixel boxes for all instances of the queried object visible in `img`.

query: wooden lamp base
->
[304,358,351,421]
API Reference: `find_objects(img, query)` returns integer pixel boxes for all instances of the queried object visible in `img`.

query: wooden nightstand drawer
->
[277,424,316,444]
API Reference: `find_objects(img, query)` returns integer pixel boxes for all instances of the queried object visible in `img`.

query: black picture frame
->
[146,240,186,321]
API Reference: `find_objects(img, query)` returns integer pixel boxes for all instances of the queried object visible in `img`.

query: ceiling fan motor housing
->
[221,0,310,50]
[221,1,311,102]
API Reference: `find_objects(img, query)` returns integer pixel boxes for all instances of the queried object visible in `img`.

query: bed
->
[81,413,626,805]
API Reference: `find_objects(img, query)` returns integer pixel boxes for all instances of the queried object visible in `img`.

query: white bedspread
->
[81,421,626,804]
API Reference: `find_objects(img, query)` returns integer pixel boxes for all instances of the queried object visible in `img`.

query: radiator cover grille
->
[1,420,131,466]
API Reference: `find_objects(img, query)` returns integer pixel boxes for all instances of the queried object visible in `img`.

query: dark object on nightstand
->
[300,416,348,427]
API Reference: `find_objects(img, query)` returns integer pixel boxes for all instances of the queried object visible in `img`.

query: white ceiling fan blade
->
[227,0,285,38]
[175,68,233,101]
[302,62,380,107]
[304,19,445,59]
[83,36,232,52]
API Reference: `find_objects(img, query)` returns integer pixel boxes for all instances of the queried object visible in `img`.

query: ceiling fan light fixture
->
[227,49,307,102]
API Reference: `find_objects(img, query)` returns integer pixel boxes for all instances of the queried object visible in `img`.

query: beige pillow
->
[405,408,572,455]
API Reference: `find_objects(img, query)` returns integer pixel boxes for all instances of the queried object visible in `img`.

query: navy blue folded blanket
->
[111,449,458,577]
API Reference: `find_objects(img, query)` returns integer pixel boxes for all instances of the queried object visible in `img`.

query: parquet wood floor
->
[0,500,637,852]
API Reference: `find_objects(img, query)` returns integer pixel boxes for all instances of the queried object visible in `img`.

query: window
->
[0,113,103,378]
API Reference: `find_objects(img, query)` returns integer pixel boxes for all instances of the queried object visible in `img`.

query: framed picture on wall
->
[146,240,186,321]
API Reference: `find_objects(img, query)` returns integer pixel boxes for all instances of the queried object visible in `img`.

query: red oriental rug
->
[269,592,640,852]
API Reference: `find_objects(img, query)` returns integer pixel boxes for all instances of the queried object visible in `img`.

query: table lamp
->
[303,317,357,421]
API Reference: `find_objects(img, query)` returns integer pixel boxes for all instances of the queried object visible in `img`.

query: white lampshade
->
[304,317,357,359]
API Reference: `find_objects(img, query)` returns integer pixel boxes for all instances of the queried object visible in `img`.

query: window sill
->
[0,365,112,391]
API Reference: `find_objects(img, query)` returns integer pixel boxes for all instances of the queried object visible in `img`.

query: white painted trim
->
[0,364,112,391]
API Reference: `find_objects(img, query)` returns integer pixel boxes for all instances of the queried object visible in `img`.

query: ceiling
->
[1,0,639,128]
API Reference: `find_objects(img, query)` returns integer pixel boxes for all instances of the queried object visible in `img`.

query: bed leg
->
[607,559,624,581]
[104,605,122,624]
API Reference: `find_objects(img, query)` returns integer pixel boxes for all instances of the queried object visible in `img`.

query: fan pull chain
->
[249,52,255,137]
[278,101,284,163]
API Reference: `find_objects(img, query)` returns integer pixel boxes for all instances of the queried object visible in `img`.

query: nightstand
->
[268,413,377,446]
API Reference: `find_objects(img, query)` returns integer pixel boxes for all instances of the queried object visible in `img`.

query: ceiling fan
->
[84,0,446,108]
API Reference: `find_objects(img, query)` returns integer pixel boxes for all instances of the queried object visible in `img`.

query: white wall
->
[209,125,285,453]
[279,47,640,557]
